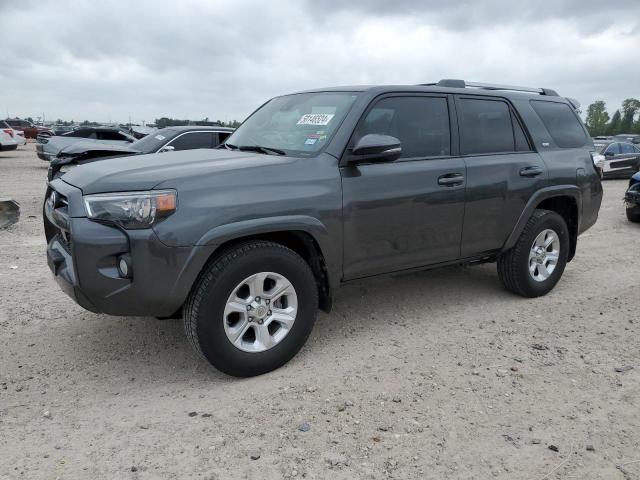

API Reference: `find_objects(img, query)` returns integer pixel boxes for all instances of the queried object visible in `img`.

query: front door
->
[341,94,466,279]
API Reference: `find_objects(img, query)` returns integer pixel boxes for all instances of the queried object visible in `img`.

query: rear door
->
[341,94,466,279]
[613,142,640,173]
[455,95,547,257]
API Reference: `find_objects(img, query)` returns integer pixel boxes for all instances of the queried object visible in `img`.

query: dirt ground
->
[0,143,638,480]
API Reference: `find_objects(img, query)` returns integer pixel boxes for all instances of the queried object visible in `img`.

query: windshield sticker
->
[304,138,318,145]
[297,113,335,126]
[154,134,166,140]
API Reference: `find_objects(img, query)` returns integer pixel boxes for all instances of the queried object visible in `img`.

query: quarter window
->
[458,98,518,155]
[354,96,451,159]
[531,100,587,148]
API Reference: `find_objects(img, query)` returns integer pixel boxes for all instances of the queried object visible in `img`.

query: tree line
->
[154,117,241,129]
[584,98,640,137]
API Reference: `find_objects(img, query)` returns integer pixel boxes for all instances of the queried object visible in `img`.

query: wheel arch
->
[503,186,581,262]
[193,216,336,313]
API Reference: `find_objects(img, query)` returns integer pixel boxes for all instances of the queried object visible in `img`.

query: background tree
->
[585,101,609,136]
[621,98,640,133]
[606,110,622,136]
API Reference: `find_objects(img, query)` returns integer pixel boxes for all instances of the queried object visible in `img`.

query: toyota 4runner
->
[44,80,603,376]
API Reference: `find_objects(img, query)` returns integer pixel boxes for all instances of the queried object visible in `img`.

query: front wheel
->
[184,241,318,377]
[497,209,570,298]
[626,206,640,223]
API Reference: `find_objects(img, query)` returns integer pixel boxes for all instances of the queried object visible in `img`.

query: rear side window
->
[531,100,587,148]
[355,96,451,159]
[620,143,636,154]
[458,98,524,155]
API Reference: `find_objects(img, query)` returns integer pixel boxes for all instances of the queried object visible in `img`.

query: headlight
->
[591,153,605,168]
[84,190,177,229]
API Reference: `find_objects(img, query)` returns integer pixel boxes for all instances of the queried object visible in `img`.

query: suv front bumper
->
[44,181,216,317]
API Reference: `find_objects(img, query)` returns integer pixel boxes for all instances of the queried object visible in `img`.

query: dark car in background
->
[596,141,640,178]
[36,127,136,162]
[48,126,234,179]
[5,118,53,138]
[625,171,640,222]
[614,134,640,144]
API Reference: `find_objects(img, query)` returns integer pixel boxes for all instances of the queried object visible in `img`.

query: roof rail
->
[420,79,559,96]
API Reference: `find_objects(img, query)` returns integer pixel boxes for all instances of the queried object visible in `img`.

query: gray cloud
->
[0,0,638,123]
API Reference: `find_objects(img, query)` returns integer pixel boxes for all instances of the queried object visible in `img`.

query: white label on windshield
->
[297,113,335,126]
[155,134,166,140]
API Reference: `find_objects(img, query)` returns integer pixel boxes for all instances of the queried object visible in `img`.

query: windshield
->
[225,92,358,156]
[130,128,176,153]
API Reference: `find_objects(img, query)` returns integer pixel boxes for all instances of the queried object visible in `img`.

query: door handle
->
[519,166,544,178]
[438,173,464,186]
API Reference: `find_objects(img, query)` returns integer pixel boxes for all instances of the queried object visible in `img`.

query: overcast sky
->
[1,0,638,124]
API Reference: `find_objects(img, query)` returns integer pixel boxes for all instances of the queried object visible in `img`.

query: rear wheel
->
[184,241,318,377]
[497,209,569,297]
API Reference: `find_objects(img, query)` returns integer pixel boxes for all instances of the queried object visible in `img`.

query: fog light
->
[118,255,132,278]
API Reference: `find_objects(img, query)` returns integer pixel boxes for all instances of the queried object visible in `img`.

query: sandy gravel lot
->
[1,144,638,479]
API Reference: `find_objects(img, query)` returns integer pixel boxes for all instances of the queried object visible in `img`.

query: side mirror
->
[604,151,614,159]
[348,134,402,164]
[159,145,175,153]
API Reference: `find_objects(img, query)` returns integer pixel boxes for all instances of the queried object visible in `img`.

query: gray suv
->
[44,80,602,376]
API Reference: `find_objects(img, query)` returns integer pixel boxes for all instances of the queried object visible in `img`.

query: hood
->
[43,135,132,154]
[52,141,140,166]
[61,148,295,194]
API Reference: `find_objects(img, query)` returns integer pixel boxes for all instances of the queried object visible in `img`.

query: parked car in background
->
[36,127,136,162]
[625,172,640,222]
[592,136,613,150]
[13,129,26,146]
[0,126,18,151]
[126,125,157,139]
[48,126,234,179]
[44,79,602,376]
[52,125,76,136]
[5,119,53,138]
[595,141,640,178]
[614,134,640,144]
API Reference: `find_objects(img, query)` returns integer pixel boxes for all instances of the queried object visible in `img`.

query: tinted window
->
[96,130,127,141]
[217,132,231,144]
[531,100,587,148]
[605,143,621,154]
[354,96,450,158]
[512,114,532,151]
[168,132,215,150]
[458,98,515,155]
[67,129,96,138]
[620,143,636,154]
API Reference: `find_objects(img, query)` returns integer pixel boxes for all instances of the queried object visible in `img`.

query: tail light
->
[3,129,13,138]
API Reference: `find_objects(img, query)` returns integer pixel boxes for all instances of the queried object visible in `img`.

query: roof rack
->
[420,79,559,97]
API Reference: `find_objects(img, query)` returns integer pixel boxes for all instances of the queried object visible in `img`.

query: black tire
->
[184,240,318,377]
[497,209,570,298]
[626,206,640,223]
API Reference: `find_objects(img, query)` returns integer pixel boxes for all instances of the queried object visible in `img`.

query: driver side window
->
[354,96,451,159]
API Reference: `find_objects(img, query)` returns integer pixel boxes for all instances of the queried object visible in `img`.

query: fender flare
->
[194,214,339,287]
[502,185,582,252]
